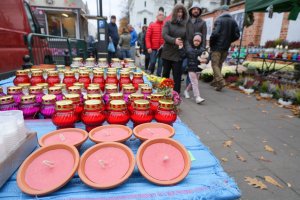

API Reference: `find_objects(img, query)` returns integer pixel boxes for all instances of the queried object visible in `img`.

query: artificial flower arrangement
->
[157,78,182,111]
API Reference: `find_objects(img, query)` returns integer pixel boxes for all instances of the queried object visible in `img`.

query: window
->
[144,1,146,7]
[144,18,147,25]
[47,13,76,38]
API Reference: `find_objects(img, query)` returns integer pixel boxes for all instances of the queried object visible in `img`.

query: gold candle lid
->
[87,86,100,93]
[54,83,66,89]
[93,70,104,76]
[29,86,43,94]
[0,95,14,104]
[159,99,174,110]
[141,86,152,93]
[49,86,62,94]
[84,100,102,110]
[124,58,134,63]
[110,100,127,111]
[18,83,31,88]
[79,71,89,76]
[31,70,43,76]
[16,70,28,76]
[74,82,84,88]
[87,94,103,101]
[133,72,143,77]
[109,93,124,100]
[105,85,118,93]
[129,93,144,101]
[42,94,56,104]
[68,86,81,94]
[7,86,22,94]
[36,83,49,89]
[98,58,107,62]
[120,68,131,72]
[123,85,135,93]
[48,71,58,76]
[64,94,80,103]
[64,70,75,76]
[111,58,120,62]
[73,57,83,62]
[138,83,148,89]
[21,95,36,104]
[150,93,164,101]
[89,83,100,88]
[55,100,73,111]
[120,71,130,77]
[107,71,117,77]
[86,58,95,62]
[122,83,133,88]
[134,99,150,110]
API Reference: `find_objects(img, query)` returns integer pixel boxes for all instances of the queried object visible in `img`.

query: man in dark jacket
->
[138,26,150,70]
[107,15,119,63]
[210,5,240,91]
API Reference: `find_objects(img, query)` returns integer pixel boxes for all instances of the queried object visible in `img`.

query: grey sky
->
[83,0,124,20]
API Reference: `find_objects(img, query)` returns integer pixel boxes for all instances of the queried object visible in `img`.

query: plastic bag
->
[107,41,115,53]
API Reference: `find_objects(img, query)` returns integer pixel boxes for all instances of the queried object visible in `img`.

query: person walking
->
[210,5,240,91]
[161,3,188,94]
[119,27,132,59]
[146,11,165,77]
[138,26,150,71]
[127,24,138,61]
[180,33,207,104]
[107,15,119,63]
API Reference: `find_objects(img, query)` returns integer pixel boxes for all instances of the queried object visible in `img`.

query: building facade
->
[29,0,89,39]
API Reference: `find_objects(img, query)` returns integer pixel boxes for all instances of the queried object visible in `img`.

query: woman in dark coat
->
[161,3,188,94]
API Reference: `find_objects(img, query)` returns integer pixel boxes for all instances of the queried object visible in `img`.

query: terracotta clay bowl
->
[136,138,191,186]
[78,142,135,189]
[89,125,132,143]
[17,144,80,196]
[133,122,175,142]
[39,128,88,150]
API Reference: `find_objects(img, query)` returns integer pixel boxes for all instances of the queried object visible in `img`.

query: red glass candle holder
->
[141,86,152,99]
[87,86,100,94]
[103,85,118,104]
[52,100,77,129]
[7,86,23,104]
[78,71,91,89]
[46,71,60,87]
[92,70,105,92]
[123,85,136,103]
[49,86,64,101]
[69,86,84,103]
[86,94,105,111]
[30,70,45,86]
[132,72,144,90]
[106,71,118,85]
[107,100,130,125]
[128,93,144,114]
[150,93,164,113]
[36,83,49,94]
[13,70,30,86]
[0,87,6,96]
[64,94,83,121]
[154,100,177,126]
[131,100,153,126]
[41,94,56,119]
[81,100,106,132]
[29,86,44,104]
[119,71,131,91]
[19,95,40,119]
[63,71,77,88]
[0,95,18,111]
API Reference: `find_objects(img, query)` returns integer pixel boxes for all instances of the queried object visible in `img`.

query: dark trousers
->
[149,50,163,77]
[162,59,183,94]
[108,44,117,64]
[143,51,150,71]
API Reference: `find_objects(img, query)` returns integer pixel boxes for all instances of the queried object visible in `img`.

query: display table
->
[0,74,240,200]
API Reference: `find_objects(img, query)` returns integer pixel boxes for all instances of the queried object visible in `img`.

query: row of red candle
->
[13,69,144,90]
[52,99,177,131]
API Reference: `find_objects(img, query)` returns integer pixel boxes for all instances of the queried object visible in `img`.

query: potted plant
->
[278,86,294,106]
[243,77,260,94]
[259,81,273,98]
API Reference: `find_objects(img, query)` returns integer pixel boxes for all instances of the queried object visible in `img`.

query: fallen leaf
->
[236,154,247,162]
[262,139,268,143]
[264,176,284,189]
[221,157,228,162]
[285,115,294,118]
[264,145,276,154]
[261,110,268,114]
[233,124,241,130]
[244,177,267,190]
[258,156,272,162]
[287,183,292,188]
[223,140,233,148]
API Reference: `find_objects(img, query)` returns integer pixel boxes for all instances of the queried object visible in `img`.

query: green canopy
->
[245,0,300,20]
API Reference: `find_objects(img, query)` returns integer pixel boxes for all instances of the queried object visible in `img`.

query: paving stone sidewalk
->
[178,80,300,200]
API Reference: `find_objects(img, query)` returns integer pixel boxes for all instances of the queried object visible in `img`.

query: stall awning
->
[245,0,300,20]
